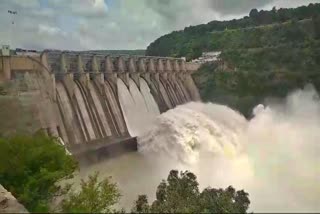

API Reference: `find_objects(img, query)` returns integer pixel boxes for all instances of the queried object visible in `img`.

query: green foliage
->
[193,63,320,118]
[312,14,320,39]
[132,170,250,213]
[146,3,320,58]
[0,132,78,212]
[220,43,320,73]
[199,186,250,213]
[60,172,121,213]
[249,8,259,20]
[185,4,320,118]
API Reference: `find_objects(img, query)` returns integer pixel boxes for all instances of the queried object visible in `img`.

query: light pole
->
[7,10,18,50]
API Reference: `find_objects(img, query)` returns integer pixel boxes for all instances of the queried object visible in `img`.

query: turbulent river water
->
[78,85,320,213]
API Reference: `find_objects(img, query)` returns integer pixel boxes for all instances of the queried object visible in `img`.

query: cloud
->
[207,0,274,15]
[38,24,66,36]
[0,0,319,50]
[47,0,108,17]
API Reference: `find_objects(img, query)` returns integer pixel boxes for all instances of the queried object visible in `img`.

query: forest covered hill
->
[146,3,320,60]
[146,3,320,117]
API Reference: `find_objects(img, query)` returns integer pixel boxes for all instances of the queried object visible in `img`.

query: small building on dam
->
[0,50,201,158]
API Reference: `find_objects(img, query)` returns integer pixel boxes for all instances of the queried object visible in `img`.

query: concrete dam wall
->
[0,50,201,156]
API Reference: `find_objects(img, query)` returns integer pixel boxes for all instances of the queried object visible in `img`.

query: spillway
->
[74,81,97,141]
[103,80,127,136]
[129,78,149,117]
[117,78,140,136]
[139,77,160,117]
[117,77,159,137]
[87,82,112,137]
[170,78,186,104]
[177,78,192,102]
[163,78,181,106]
[56,82,83,144]
[158,79,174,109]
[8,50,201,155]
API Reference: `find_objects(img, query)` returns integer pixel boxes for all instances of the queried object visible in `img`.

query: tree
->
[60,172,121,213]
[134,195,150,213]
[0,131,78,212]
[272,6,277,13]
[249,8,259,20]
[145,3,320,58]
[132,170,250,213]
[312,14,320,39]
[199,186,250,213]
[278,8,291,22]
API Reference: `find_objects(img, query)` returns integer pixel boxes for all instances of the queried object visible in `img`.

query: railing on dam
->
[42,50,200,75]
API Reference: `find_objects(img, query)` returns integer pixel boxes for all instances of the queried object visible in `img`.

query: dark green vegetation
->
[146,3,320,60]
[132,170,250,213]
[60,172,121,213]
[146,3,320,117]
[193,66,320,117]
[0,131,121,213]
[0,132,78,212]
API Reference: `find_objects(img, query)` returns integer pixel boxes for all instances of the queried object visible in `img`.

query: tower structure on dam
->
[0,50,201,155]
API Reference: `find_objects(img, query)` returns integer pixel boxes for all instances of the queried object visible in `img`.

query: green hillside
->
[146,3,320,60]
[146,3,320,117]
[193,67,320,117]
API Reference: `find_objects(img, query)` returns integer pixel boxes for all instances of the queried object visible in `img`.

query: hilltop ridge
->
[146,3,320,61]
[145,3,320,117]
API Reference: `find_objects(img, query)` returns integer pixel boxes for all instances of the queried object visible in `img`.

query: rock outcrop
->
[0,185,28,213]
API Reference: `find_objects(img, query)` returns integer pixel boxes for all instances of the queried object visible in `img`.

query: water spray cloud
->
[137,85,320,212]
[80,85,319,212]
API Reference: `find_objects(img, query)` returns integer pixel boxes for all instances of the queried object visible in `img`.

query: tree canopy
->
[60,172,121,213]
[132,170,250,213]
[0,132,78,212]
[146,3,320,60]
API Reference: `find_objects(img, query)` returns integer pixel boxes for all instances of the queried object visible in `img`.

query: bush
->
[0,132,78,212]
[60,172,121,213]
[132,170,250,213]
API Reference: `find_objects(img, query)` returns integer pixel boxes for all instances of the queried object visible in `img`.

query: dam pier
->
[0,50,200,158]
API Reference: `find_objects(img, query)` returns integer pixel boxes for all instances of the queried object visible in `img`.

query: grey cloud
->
[207,0,274,15]
[0,0,319,51]
[47,0,108,17]
[145,0,188,21]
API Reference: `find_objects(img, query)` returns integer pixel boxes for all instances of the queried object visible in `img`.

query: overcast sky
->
[1,0,319,50]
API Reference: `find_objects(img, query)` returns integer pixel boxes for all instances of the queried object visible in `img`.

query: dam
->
[0,50,201,157]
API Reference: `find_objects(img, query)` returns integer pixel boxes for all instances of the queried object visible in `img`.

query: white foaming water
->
[137,86,320,212]
[117,78,139,136]
[139,78,160,117]
[129,79,149,116]
[80,86,320,212]
[138,102,247,164]
[117,78,159,137]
